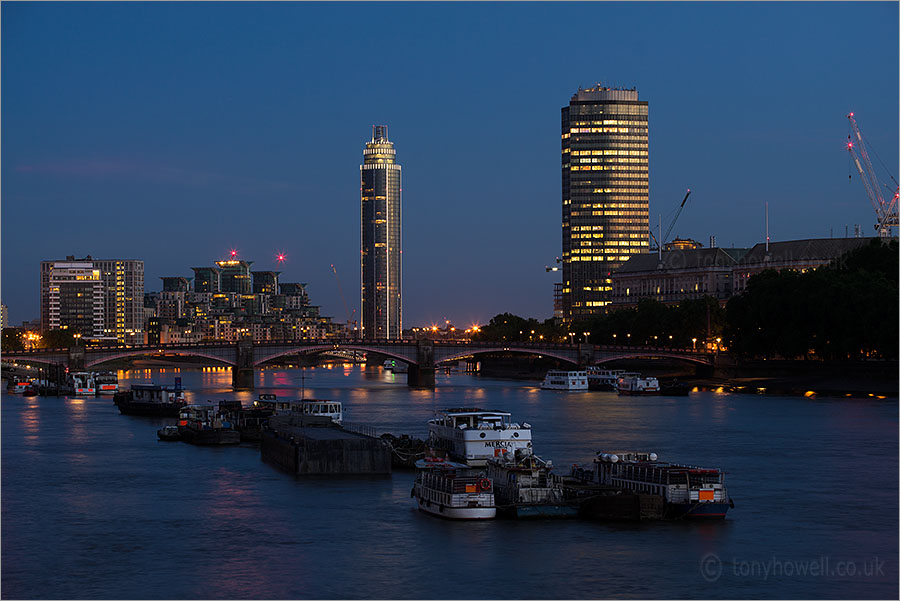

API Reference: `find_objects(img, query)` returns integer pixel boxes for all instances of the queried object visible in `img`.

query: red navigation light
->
[847,142,853,149]
[849,112,854,117]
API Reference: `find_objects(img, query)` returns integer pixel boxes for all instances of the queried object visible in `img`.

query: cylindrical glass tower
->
[360,125,402,339]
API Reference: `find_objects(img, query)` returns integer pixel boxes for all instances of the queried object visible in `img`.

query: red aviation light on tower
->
[230,249,238,259]
[276,252,286,264]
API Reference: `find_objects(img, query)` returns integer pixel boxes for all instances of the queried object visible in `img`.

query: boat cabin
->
[291,400,342,423]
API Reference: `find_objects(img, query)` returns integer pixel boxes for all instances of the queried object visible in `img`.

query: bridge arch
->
[592,352,712,367]
[437,347,579,366]
[86,349,236,368]
[253,344,418,367]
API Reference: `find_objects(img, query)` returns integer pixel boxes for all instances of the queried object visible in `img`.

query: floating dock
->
[261,414,391,475]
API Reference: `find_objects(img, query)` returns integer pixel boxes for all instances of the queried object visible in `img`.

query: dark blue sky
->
[2,2,897,327]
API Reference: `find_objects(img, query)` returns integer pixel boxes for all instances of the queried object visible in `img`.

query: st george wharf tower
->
[561,84,649,321]
[360,125,402,339]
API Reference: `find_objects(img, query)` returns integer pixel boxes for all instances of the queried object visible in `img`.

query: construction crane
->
[847,113,899,238]
[330,264,357,334]
[649,188,692,250]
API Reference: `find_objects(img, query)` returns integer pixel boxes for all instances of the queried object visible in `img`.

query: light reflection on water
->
[1,366,897,600]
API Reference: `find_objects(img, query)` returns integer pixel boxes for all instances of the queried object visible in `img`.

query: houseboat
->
[616,373,660,395]
[428,408,532,466]
[541,370,588,391]
[94,371,119,394]
[411,457,496,520]
[178,405,241,445]
[590,451,733,519]
[586,367,624,391]
[70,372,96,396]
[113,380,186,416]
[485,448,579,519]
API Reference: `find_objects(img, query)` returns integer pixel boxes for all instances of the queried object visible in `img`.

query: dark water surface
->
[2,366,897,599]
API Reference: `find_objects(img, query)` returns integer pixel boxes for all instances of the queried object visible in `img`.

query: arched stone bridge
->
[4,339,714,389]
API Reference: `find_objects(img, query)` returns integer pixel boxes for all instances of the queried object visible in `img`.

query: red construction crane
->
[847,113,899,238]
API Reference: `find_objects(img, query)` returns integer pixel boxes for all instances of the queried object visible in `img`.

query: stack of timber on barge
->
[261,414,391,475]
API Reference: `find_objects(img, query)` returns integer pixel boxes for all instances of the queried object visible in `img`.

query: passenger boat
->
[428,408,532,466]
[9,379,34,394]
[585,367,624,391]
[113,380,187,416]
[411,457,496,520]
[616,373,660,395]
[69,372,96,396]
[94,371,119,394]
[485,448,579,519]
[178,405,241,445]
[541,370,588,390]
[590,451,733,519]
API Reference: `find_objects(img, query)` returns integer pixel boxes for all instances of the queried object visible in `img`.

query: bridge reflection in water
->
[3,339,714,390]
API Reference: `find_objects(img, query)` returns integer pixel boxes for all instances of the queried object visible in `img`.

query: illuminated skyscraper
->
[360,125,402,339]
[561,84,649,320]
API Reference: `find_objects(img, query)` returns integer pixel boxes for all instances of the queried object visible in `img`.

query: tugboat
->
[485,448,579,519]
[114,379,187,416]
[428,408,532,466]
[411,457,496,520]
[178,405,240,445]
[589,451,733,519]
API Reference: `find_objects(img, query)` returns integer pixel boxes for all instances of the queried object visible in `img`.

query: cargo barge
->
[574,451,733,519]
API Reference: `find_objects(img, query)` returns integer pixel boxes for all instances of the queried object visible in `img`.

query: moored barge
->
[587,451,733,519]
[114,381,186,416]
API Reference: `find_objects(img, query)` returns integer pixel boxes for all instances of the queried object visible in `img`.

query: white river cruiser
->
[428,408,532,466]
[541,370,588,390]
[616,373,660,395]
[94,371,119,394]
[585,367,624,391]
[411,457,496,520]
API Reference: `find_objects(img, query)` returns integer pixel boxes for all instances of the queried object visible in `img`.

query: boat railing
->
[341,421,377,438]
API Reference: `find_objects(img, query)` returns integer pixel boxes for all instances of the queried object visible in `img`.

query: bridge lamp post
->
[692,337,697,351]
[568,332,574,345]
[582,332,590,344]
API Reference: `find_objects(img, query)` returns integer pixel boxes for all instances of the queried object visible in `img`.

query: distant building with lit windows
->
[192,267,220,293]
[40,255,144,343]
[360,125,402,339]
[252,271,280,295]
[215,260,253,294]
[561,84,649,320]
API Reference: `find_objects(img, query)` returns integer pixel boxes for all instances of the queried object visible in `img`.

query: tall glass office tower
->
[561,84,649,321]
[360,125,402,339]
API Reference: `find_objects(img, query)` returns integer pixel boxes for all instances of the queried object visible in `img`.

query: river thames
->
[2,365,897,599]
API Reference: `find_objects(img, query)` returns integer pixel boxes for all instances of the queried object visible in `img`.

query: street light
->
[582,332,591,344]
[692,337,697,351]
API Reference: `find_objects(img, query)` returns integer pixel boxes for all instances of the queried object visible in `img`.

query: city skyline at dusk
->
[2,2,898,327]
